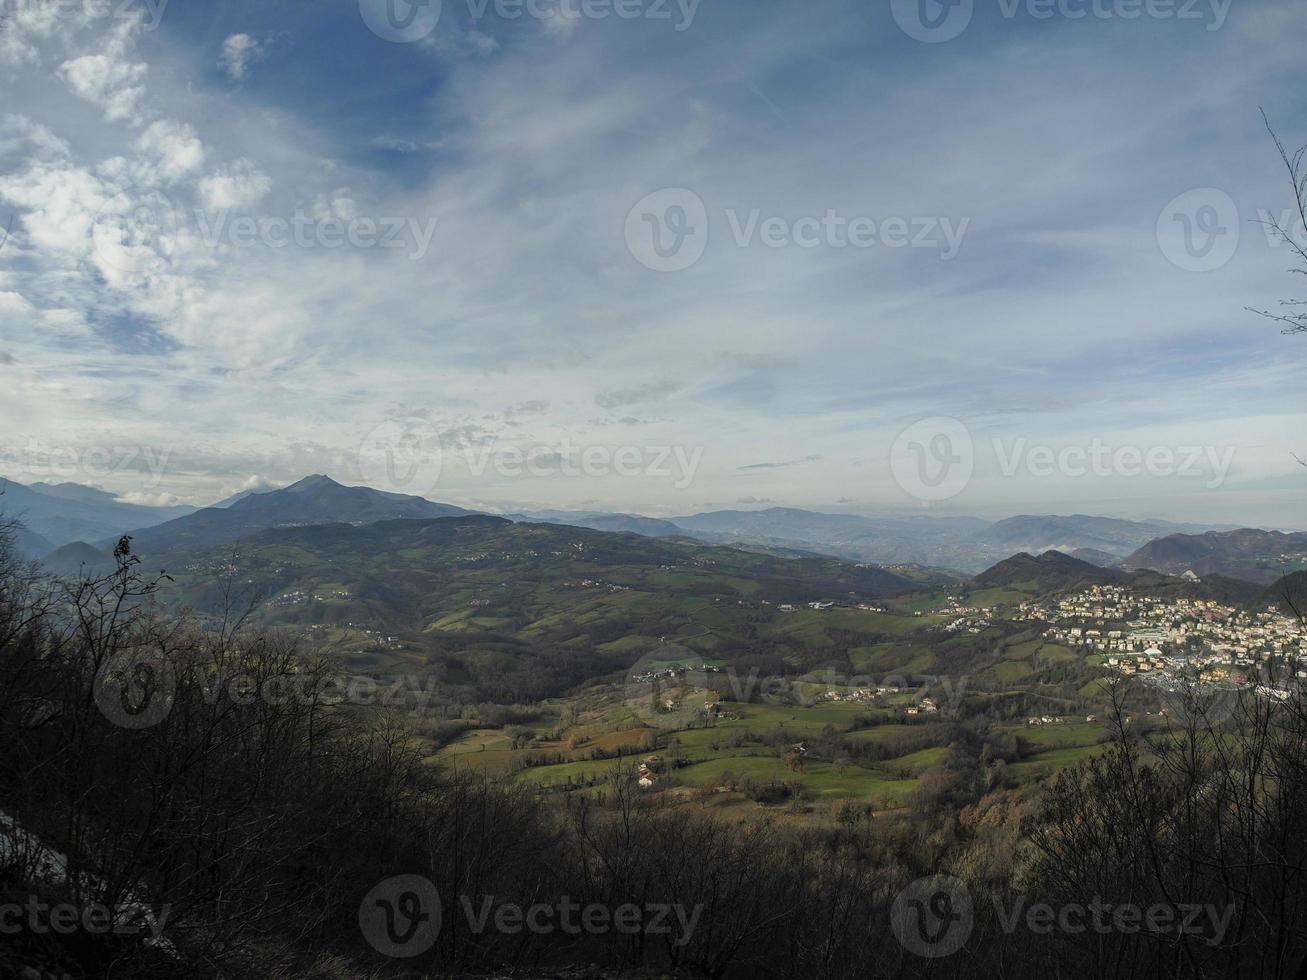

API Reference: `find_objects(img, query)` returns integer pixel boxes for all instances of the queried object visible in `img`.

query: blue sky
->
[0,0,1304,525]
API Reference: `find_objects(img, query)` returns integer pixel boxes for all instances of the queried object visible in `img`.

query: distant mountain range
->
[115,475,476,556]
[4,470,1301,591]
[0,478,195,551]
[1124,528,1307,584]
[517,508,1240,574]
[973,514,1231,559]
[512,510,687,538]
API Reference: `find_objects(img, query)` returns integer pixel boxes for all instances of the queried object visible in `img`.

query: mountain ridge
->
[115,475,478,555]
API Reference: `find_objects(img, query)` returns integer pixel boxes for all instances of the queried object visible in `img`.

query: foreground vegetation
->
[1,527,1305,978]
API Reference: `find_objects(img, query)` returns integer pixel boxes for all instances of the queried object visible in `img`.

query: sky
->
[0,0,1304,526]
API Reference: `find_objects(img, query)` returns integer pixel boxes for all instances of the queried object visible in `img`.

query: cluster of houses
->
[268,588,353,608]
[905,697,940,716]
[1027,714,1097,726]
[631,663,724,685]
[561,578,631,593]
[1026,585,1304,694]
[775,600,839,614]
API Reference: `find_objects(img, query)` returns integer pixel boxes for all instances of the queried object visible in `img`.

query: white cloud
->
[0,114,71,160]
[115,490,186,507]
[0,163,107,256]
[132,120,206,183]
[198,159,272,210]
[0,291,34,316]
[221,34,262,81]
[57,54,148,123]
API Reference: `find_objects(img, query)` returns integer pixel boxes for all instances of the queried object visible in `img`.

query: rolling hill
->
[971,550,1263,603]
[1254,571,1307,615]
[973,550,1127,591]
[41,541,116,576]
[155,515,924,700]
[1124,528,1307,584]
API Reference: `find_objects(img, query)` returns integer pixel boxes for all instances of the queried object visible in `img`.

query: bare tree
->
[1250,112,1307,337]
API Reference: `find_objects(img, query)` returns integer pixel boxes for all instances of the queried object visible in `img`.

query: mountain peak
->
[284,474,345,493]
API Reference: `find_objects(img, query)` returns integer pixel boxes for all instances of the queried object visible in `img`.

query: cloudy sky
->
[0,0,1304,525]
